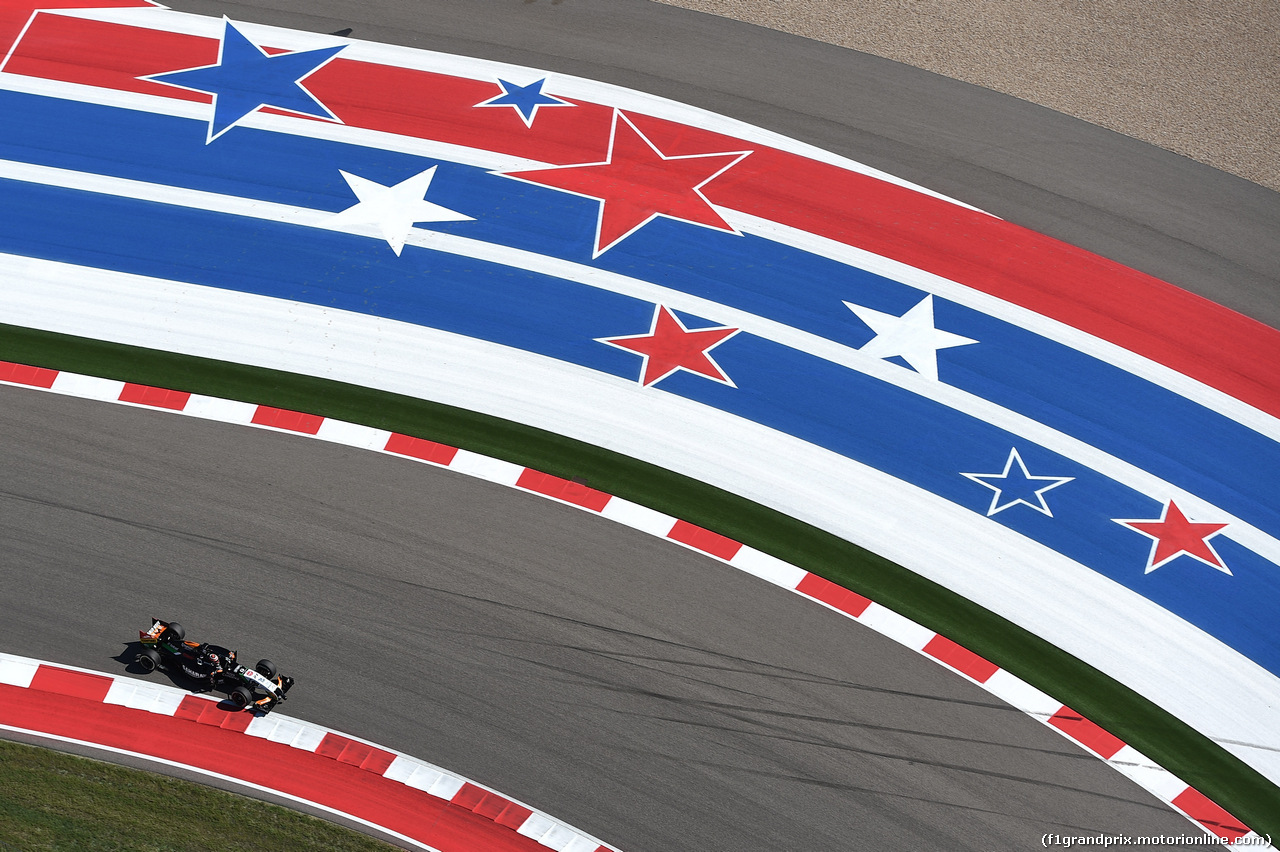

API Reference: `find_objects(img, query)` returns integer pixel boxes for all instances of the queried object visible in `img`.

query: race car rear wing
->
[139,618,167,644]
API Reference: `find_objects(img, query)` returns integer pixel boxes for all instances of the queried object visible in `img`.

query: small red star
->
[598,305,740,387]
[502,109,750,256]
[1114,500,1231,575]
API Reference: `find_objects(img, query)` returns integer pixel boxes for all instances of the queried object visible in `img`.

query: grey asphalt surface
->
[2,0,1272,849]
[0,387,1208,850]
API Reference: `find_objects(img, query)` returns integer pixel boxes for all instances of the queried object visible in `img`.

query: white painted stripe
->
[379,758,464,800]
[560,835,604,852]
[1110,749,1190,802]
[728,548,807,589]
[245,715,317,749]
[27,5,980,208]
[2,260,1277,783]
[181,394,259,424]
[103,679,185,715]
[515,812,555,842]
[290,724,328,753]
[600,499,678,537]
[0,657,38,688]
[315,419,389,451]
[448,450,525,485]
[5,162,1276,565]
[856,603,936,651]
[981,669,1063,720]
[383,755,427,785]
[49,371,124,401]
[427,771,468,800]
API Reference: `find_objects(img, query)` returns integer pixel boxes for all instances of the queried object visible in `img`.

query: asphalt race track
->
[1,386,1210,850]
[2,1,1276,850]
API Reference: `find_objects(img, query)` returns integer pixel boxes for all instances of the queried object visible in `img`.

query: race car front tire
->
[254,659,277,680]
[228,686,254,709]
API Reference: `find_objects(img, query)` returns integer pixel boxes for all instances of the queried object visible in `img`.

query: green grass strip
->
[3,323,1277,836]
[0,738,395,851]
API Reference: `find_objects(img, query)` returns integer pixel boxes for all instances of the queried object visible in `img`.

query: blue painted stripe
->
[2,90,1277,547]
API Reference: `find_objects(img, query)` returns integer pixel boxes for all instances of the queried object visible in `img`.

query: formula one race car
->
[135,618,294,713]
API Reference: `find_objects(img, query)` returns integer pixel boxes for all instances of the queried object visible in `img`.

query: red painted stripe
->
[795,573,872,618]
[28,665,112,702]
[310,59,616,169]
[173,694,210,722]
[7,14,217,102]
[384,432,460,465]
[251,405,324,434]
[0,360,58,388]
[1170,787,1250,841]
[453,783,534,828]
[0,684,544,851]
[0,0,155,61]
[666,519,742,561]
[174,695,254,731]
[118,382,192,410]
[922,635,999,684]
[1047,706,1126,760]
[516,469,611,512]
[450,781,489,809]
[316,733,396,774]
[12,15,1280,423]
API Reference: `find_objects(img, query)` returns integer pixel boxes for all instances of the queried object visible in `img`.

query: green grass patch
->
[0,738,395,851]
[3,323,1278,837]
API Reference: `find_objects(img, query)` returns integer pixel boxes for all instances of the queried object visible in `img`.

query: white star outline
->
[498,109,752,259]
[961,447,1074,517]
[321,166,474,255]
[843,294,977,382]
[140,16,347,144]
[594,305,742,388]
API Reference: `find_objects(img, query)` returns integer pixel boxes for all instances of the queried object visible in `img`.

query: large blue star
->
[146,18,346,143]
[961,447,1074,517]
[474,78,573,127]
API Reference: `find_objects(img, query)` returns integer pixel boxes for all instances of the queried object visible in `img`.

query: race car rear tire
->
[136,647,161,672]
[254,659,277,680]
[228,686,253,709]
[159,622,184,644]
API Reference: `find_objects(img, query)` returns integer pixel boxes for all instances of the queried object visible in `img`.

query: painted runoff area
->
[1,5,1278,787]
[0,361,1266,848]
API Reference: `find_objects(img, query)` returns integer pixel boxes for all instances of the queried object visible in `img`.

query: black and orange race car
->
[135,618,294,713]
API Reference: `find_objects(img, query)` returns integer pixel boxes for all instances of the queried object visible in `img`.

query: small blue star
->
[961,448,1074,517]
[146,18,346,143]
[474,78,573,127]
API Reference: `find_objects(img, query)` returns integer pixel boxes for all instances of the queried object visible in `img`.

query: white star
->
[323,167,473,255]
[843,294,977,381]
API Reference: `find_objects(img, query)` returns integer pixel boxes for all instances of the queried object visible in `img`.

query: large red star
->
[502,110,750,256]
[598,305,740,387]
[1114,500,1231,575]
